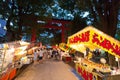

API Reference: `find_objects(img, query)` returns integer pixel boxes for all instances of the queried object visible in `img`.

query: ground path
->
[14,59,82,80]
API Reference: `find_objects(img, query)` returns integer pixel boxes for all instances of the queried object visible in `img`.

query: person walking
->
[33,49,38,65]
[38,49,44,63]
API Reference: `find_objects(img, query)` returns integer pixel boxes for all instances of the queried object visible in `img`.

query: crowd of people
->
[33,47,69,65]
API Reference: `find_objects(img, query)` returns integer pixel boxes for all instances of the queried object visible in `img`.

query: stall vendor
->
[87,51,93,59]
[84,47,93,60]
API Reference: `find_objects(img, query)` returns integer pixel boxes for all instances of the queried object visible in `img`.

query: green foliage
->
[0,0,120,45]
[58,0,75,11]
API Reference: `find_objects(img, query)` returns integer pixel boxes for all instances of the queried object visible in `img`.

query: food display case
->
[59,43,76,62]
[0,40,34,80]
[67,26,120,80]
[59,43,76,53]
[0,42,18,80]
[0,43,14,76]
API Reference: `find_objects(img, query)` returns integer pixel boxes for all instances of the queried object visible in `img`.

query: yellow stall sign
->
[67,26,120,58]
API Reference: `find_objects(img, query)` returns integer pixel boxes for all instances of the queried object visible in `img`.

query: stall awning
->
[67,26,120,58]
[59,43,76,53]
[59,43,69,52]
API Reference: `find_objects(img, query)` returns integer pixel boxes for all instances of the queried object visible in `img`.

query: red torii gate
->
[31,19,71,43]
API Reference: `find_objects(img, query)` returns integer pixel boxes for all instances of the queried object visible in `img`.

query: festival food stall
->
[0,40,35,80]
[67,26,120,80]
[59,43,76,62]
[26,42,39,63]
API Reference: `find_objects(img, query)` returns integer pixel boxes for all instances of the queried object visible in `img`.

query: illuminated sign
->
[68,26,120,58]
[68,31,90,43]
[59,43,76,53]
[92,33,120,56]
[77,66,93,80]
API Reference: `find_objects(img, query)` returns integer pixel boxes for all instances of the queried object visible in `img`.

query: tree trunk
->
[17,5,23,40]
[5,15,15,41]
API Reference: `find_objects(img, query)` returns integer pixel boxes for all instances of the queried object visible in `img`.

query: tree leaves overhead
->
[0,0,55,42]
[17,0,53,15]
[61,0,120,37]
[0,0,120,45]
[58,0,75,11]
[76,0,120,37]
